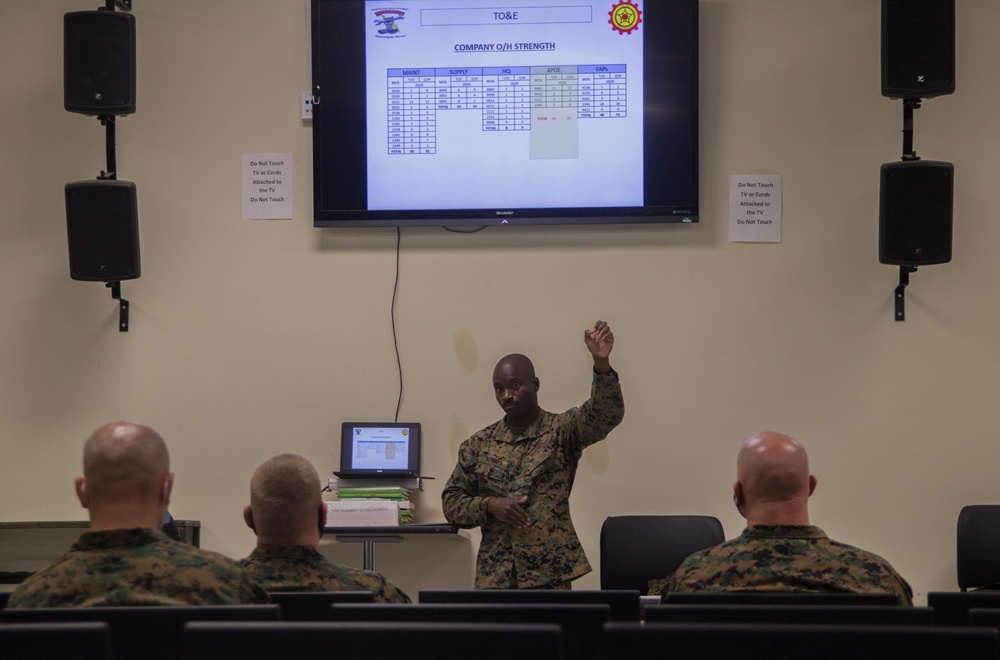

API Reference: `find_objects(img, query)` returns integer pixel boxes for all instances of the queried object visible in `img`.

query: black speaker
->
[64,10,136,116]
[881,0,955,99]
[879,160,953,266]
[66,180,141,281]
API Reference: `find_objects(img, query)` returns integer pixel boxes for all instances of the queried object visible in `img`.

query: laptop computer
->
[334,422,421,479]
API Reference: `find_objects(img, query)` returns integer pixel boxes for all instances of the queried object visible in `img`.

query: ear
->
[243,505,256,534]
[161,472,174,506]
[732,481,746,518]
[808,474,817,496]
[533,377,540,392]
[75,477,89,509]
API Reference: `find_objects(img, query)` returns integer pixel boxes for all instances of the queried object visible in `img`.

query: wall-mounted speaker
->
[879,161,953,267]
[66,180,140,281]
[64,10,136,116]
[881,0,955,99]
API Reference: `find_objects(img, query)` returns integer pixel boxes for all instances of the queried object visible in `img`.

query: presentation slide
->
[363,0,645,210]
[352,426,412,470]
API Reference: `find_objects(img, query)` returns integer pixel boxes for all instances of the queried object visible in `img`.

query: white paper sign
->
[242,153,292,220]
[729,174,781,243]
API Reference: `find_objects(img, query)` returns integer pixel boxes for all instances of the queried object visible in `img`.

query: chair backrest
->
[957,505,1000,591]
[599,515,724,594]
[644,604,934,626]
[0,622,111,660]
[182,621,564,660]
[970,608,1000,628]
[928,591,1000,626]
[328,603,609,660]
[268,591,374,620]
[418,588,640,621]
[603,622,1000,660]
[663,592,899,606]
[1,605,280,660]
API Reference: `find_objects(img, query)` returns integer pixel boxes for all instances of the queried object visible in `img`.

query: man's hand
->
[487,496,531,528]
[584,320,614,373]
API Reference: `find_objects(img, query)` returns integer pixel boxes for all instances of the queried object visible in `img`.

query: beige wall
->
[2,0,998,603]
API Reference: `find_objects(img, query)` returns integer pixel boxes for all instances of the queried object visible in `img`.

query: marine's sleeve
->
[441,436,492,528]
[565,369,625,454]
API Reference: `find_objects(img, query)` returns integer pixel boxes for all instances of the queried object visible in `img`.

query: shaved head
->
[494,354,535,381]
[76,421,174,531]
[735,431,815,525]
[82,421,170,502]
[248,454,322,543]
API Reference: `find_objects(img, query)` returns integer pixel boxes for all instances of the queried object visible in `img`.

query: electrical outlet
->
[301,92,313,120]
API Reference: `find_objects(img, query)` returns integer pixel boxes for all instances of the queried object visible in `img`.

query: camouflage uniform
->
[649,524,913,605]
[442,370,624,588]
[6,527,269,607]
[241,545,411,603]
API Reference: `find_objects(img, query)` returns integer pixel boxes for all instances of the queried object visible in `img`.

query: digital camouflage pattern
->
[649,525,913,605]
[7,527,269,607]
[241,545,411,603]
[442,370,624,588]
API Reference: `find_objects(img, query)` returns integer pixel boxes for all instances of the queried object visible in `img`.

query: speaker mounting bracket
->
[894,265,917,322]
[901,98,922,161]
[106,281,130,332]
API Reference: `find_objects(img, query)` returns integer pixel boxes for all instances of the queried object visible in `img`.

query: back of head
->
[736,432,813,524]
[249,454,322,543]
[81,421,171,527]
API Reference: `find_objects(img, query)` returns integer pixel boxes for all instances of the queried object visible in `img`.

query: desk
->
[324,524,464,571]
[0,520,202,585]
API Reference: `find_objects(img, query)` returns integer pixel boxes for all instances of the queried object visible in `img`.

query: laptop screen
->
[338,422,421,477]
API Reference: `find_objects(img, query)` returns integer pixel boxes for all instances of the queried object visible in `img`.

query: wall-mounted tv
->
[311,0,698,228]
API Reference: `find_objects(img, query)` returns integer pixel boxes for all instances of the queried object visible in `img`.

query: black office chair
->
[418,588,641,621]
[268,591,374,620]
[0,622,111,660]
[602,622,1000,660]
[663,592,899,606]
[957,505,1000,591]
[599,515,724,594]
[328,603,609,660]
[1,605,280,660]
[182,621,565,660]
[927,591,1000,626]
[644,604,934,626]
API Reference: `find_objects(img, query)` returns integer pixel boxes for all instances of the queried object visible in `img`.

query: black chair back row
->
[644,604,934,626]
[328,603,608,660]
[1,605,280,660]
[662,592,900,606]
[0,622,111,660]
[928,590,1000,625]
[604,622,1000,660]
[418,588,641,621]
[182,621,565,660]
[267,590,373,620]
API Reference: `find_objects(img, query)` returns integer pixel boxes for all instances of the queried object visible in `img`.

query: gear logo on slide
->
[608,0,642,35]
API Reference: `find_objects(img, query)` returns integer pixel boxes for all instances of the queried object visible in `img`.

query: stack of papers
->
[332,486,414,525]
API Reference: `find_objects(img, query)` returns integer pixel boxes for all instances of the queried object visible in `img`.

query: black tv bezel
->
[311,0,698,228]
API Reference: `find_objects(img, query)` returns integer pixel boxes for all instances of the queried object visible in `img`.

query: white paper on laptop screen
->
[352,426,412,470]
[364,0,644,210]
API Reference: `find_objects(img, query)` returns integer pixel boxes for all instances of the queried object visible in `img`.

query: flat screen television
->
[311,0,698,228]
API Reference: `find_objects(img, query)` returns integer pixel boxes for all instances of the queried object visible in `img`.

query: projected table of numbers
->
[386,64,627,155]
